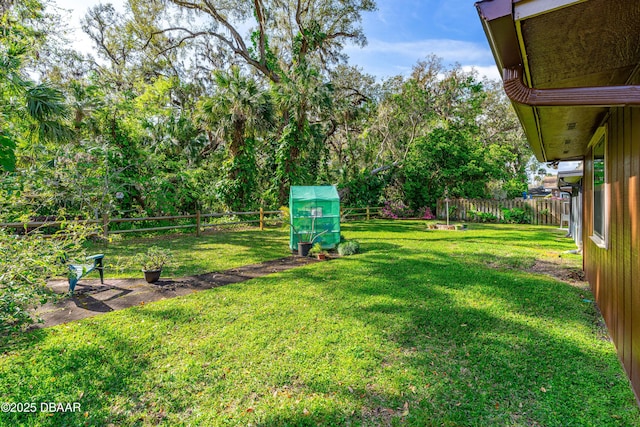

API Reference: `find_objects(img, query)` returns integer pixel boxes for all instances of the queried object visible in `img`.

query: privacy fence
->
[0,206,384,238]
[436,198,566,226]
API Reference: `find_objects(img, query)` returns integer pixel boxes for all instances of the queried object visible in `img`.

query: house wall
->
[583,107,640,398]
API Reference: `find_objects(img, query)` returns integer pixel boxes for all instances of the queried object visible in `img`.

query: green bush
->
[468,210,498,223]
[337,240,360,256]
[0,222,96,337]
[502,207,532,224]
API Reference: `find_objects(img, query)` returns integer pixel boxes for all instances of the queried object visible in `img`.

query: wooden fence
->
[1,206,383,238]
[435,198,565,225]
[0,209,282,238]
[340,206,382,221]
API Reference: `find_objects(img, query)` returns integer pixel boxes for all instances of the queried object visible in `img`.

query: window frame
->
[589,126,608,249]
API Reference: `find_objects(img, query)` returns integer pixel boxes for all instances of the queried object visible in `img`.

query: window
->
[590,127,607,248]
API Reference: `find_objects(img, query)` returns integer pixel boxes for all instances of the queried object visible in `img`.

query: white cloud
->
[345,38,498,82]
[461,65,502,82]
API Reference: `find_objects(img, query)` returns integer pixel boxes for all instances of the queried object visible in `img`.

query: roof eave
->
[476,0,548,161]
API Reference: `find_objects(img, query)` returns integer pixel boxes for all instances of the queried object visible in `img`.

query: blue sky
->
[54,0,499,81]
[347,0,498,80]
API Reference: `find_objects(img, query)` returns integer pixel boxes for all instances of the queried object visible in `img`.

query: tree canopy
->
[1,0,531,219]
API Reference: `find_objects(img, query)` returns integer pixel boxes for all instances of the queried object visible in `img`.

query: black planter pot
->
[143,269,162,283]
[298,242,313,257]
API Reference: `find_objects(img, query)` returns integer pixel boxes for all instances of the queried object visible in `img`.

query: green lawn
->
[84,227,292,278]
[2,221,639,426]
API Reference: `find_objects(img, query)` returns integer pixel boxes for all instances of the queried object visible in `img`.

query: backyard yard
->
[1,221,639,426]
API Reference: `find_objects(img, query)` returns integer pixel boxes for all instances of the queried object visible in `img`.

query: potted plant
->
[308,242,328,260]
[134,246,172,283]
[291,216,329,257]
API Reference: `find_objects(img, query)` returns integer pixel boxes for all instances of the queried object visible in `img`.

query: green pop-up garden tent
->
[289,186,341,251]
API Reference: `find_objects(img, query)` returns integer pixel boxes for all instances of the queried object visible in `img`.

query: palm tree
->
[271,63,332,203]
[198,66,274,210]
[0,55,70,171]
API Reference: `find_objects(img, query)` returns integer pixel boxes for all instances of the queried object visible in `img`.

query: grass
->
[2,221,639,426]
[83,227,292,278]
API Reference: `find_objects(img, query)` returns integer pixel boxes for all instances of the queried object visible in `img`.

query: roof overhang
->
[558,167,583,189]
[476,0,640,162]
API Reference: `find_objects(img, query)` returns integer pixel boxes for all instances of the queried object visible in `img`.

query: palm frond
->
[25,83,68,122]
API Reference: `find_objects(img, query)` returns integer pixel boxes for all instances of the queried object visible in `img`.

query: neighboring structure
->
[528,175,560,198]
[476,0,640,400]
[558,166,584,248]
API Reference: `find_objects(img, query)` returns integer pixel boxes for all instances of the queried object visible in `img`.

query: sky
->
[51,0,501,81]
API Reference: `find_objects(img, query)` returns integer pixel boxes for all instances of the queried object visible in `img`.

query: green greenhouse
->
[289,186,341,251]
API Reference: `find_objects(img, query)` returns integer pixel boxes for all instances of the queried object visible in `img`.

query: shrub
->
[448,205,458,220]
[380,201,414,219]
[308,242,323,256]
[0,222,95,337]
[502,207,532,224]
[381,201,436,220]
[420,206,436,220]
[468,210,498,223]
[133,246,172,271]
[337,240,360,256]
[279,206,290,228]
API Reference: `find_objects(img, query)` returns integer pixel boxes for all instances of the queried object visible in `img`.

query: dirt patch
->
[37,256,319,328]
[527,259,588,289]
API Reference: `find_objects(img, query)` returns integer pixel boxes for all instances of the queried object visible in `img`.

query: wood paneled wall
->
[583,107,640,398]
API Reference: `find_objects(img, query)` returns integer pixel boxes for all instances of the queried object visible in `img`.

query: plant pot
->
[143,269,162,283]
[298,242,313,257]
[316,253,327,260]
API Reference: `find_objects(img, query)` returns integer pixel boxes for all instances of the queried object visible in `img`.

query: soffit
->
[516,0,640,161]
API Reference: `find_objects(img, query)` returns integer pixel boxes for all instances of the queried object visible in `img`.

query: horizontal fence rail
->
[1,207,383,238]
[340,206,382,221]
[436,198,566,225]
[0,200,566,238]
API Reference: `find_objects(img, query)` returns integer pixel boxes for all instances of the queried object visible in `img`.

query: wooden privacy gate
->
[436,198,565,225]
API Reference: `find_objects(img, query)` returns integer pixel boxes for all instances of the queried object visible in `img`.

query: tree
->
[0,0,71,172]
[0,0,98,336]
[325,65,378,179]
[130,0,376,82]
[403,125,490,210]
[199,67,273,211]
[360,59,531,209]
[476,80,530,198]
[126,0,376,204]
[271,62,333,202]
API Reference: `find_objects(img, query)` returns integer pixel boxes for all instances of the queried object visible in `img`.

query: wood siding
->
[583,107,640,398]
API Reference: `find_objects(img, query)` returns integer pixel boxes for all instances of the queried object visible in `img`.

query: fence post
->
[366,206,370,221]
[260,207,264,230]
[102,213,109,239]
[196,210,201,236]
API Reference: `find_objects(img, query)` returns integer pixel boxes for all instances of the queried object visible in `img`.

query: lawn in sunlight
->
[1,221,638,426]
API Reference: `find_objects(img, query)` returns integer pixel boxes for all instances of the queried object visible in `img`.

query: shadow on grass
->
[2,223,635,426]
[0,320,154,426]
[301,248,633,425]
[89,227,292,277]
